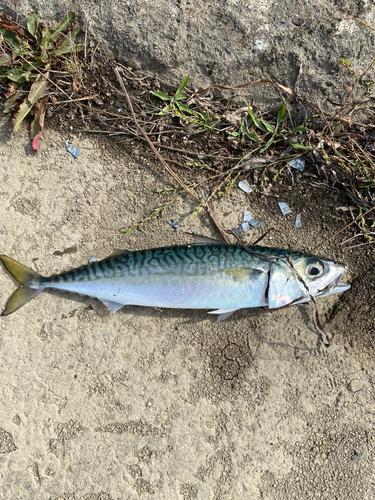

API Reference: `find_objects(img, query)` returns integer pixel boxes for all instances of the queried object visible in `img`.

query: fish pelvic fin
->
[0,255,44,316]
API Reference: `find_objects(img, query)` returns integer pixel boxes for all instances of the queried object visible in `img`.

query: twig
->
[196,78,375,129]
[17,54,71,99]
[47,95,99,106]
[114,66,230,242]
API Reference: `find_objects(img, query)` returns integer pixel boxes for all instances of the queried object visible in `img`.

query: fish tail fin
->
[0,255,44,316]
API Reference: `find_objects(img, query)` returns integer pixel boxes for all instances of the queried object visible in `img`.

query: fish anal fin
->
[217,311,236,321]
[208,307,239,321]
[99,299,125,313]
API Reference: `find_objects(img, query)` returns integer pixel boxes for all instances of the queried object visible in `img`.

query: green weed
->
[0,12,82,150]
[151,74,192,115]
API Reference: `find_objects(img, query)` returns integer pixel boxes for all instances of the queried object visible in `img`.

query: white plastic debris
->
[88,256,97,263]
[65,141,79,159]
[243,211,252,222]
[295,213,302,228]
[249,219,262,229]
[238,180,252,194]
[168,219,179,229]
[255,39,267,51]
[278,202,292,216]
[241,222,249,232]
[289,158,305,171]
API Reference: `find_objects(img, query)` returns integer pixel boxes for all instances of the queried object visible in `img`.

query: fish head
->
[268,252,350,308]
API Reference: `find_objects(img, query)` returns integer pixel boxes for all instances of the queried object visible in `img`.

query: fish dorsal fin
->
[190,233,225,245]
[95,249,130,263]
[108,248,130,257]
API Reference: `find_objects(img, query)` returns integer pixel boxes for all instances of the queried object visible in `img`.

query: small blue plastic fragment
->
[232,226,243,235]
[168,219,179,229]
[65,141,79,158]
[241,222,249,232]
[88,256,97,263]
[278,202,292,216]
[295,213,302,228]
[289,158,305,171]
[249,219,261,229]
[243,211,252,222]
[238,180,252,194]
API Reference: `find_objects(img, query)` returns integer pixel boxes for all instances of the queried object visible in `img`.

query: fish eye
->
[305,260,325,279]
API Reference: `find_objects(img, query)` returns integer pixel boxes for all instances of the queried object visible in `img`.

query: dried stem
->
[114,66,230,242]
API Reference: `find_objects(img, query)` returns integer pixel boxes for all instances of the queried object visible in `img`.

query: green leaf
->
[292,143,313,150]
[0,28,23,52]
[28,73,49,104]
[27,12,38,37]
[21,60,44,71]
[292,126,309,132]
[176,102,192,114]
[245,133,259,142]
[41,27,51,43]
[0,53,12,66]
[13,99,34,131]
[6,68,32,84]
[49,12,76,42]
[151,91,170,101]
[247,106,267,132]
[39,31,51,60]
[157,104,171,115]
[3,90,21,113]
[276,103,286,130]
[174,92,188,101]
[55,26,81,54]
[175,74,189,97]
[261,120,275,134]
[0,66,8,82]
[260,135,275,153]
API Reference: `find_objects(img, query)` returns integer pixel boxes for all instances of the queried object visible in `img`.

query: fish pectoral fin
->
[208,307,240,321]
[224,268,265,281]
[99,299,125,313]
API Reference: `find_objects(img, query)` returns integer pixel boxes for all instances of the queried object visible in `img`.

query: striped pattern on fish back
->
[42,244,273,285]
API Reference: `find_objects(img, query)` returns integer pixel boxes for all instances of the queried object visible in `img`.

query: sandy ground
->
[0,115,374,500]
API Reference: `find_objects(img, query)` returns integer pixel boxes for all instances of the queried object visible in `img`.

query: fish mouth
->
[316,272,351,299]
[292,271,350,306]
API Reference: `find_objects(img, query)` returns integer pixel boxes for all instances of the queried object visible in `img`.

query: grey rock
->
[3,0,374,108]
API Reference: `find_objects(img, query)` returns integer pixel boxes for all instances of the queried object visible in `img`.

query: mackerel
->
[0,236,350,320]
